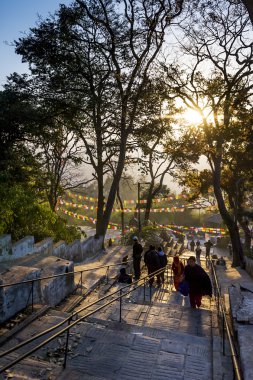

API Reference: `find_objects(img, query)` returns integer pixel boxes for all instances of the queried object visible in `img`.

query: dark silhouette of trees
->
[163,0,253,266]
[12,0,184,239]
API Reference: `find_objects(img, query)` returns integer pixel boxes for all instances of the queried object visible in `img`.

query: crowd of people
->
[190,239,213,262]
[118,236,213,309]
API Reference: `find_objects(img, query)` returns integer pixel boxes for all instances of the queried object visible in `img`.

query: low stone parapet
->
[0,235,12,261]
[37,257,75,306]
[245,256,253,279]
[0,235,34,263]
[52,236,104,263]
[0,234,105,265]
[0,266,41,323]
[34,237,54,255]
[0,257,75,322]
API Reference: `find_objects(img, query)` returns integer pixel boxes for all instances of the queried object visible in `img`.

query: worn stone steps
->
[0,312,212,380]
[0,253,234,380]
[0,351,62,380]
[54,318,212,380]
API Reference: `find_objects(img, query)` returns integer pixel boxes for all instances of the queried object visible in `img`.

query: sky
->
[0,0,72,87]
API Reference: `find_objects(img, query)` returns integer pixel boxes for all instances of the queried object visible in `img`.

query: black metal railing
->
[0,259,133,314]
[210,259,242,380]
[0,265,169,374]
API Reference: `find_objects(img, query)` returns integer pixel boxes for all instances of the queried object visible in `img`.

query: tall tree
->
[12,0,184,238]
[135,102,201,223]
[163,0,253,266]
[36,121,83,212]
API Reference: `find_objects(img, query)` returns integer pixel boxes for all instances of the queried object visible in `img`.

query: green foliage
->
[0,182,80,243]
[0,88,81,243]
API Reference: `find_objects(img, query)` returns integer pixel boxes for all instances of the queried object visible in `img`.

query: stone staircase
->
[0,262,234,380]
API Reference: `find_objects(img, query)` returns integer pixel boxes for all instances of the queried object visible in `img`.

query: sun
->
[182,108,203,125]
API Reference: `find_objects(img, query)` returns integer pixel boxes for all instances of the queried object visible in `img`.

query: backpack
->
[179,280,190,296]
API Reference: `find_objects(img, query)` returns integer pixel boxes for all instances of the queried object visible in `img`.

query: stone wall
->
[35,257,75,307]
[0,235,34,263]
[0,266,42,323]
[34,237,53,255]
[12,236,34,259]
[0,235,104,264]
[53,236,104,263]
[245,256,253,279]
[0,257,75,323]
[0,235,12,260]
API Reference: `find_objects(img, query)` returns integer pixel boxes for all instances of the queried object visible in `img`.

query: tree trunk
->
[116,187,125,236]
[97,137,127,237]
[241,0,253,24]
[95,165,105,236]
[95,123,105,237]
[144,184,154,224]
[212,158,244,266]
[238,216,251,252]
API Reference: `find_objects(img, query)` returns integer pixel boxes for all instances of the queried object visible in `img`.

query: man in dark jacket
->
[184,256,212,308]
[144,245,161,286]
[204,240,213,258]
[157,247,168,283]
[132,236,143,280]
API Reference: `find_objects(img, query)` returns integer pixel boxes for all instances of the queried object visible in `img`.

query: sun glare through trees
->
[0,0,252,267]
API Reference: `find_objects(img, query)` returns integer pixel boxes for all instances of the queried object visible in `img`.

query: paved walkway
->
[0,272,215,380]
[74,245,132,290]
[215,257,253,380]
[0,247,235,380]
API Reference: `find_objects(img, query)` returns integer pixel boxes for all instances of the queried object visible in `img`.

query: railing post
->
[150,283,152,302]
[119,288,122,322]
[222,313,225,355]
[143,280,146,302]
[217,289,220,320]
[166,266,169,283]
[63,317,72,369]
[106,266,109,284]
[31,281,34,313]
[80,271,83,295]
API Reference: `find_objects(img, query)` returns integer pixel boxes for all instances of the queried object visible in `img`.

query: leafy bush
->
[0,183,80,243]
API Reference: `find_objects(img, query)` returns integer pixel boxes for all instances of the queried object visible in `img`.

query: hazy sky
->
[0,0,72,87]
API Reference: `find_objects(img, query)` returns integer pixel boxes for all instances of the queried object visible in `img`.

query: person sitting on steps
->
[118,268,132,284]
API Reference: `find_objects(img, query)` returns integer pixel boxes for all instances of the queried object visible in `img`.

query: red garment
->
[189,292,202,308]
[172,260,184,291]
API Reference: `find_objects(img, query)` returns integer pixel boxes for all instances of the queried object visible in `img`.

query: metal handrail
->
[0,265,167,373]
[0,259,133,289]
[0,260,136,359]
[210,259,242,380]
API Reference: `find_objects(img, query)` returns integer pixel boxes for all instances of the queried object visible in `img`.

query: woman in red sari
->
[172,256,184,291]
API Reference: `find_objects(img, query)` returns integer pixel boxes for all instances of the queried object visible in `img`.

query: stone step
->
[0,309,71,357]
[83,317,212,346]
[0,351,61,380]
[0,314,213,380]
[76,294,212,338]
[54,319,212,380]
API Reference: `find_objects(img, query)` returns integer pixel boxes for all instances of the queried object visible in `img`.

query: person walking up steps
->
[195,246,202,265]
[157,247,168,283]
[172,255,184,291]
[184,256,212,309]
[190,239,195,252]
[132,236,143,280]
[144,245,161,286]
[204,239,213,259]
